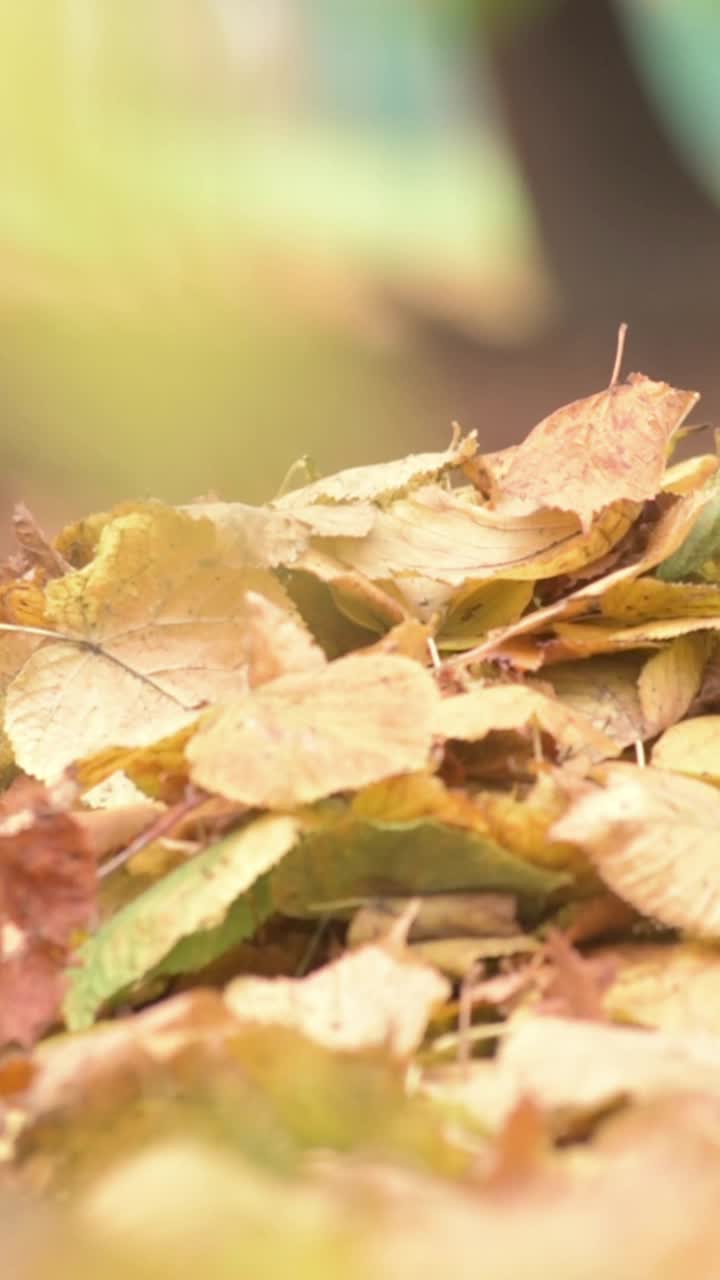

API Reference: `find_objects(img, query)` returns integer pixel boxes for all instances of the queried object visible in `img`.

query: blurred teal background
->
[1,1,720,535]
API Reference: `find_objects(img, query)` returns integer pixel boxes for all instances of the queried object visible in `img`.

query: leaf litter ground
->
[6,340,720,1276]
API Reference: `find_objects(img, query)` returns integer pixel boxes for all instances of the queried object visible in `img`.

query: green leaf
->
[656,475,720,580]
[270,818,569,922]
[63,815,300,1031]
[155,880,274,978]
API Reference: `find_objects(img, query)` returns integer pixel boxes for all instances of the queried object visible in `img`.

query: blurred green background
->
[2,1,720,534]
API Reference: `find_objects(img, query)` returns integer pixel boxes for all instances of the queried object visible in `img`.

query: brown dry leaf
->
[552,763,720,935]
[600,941,720,1035]
[272,433,476,511]
[452,487,710,666]
[601,578,720,623]
[538,655,647,749]
[0,780,96,949]
[4,505,298,781]
[651,714,720,782]
[0,779,96,1047]
[188,653,439,808]
[539,929,616,1021]
[224,943,450,1057]
[483,373,698,532]
[638,634,714,736]
[328,486,637,586]
[11,502,71,579]
[433,683,619,766]
[0,942,68,1051]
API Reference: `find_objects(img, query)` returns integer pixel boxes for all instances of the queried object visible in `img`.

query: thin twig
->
[98,788,208,878]
[609,322,628,387]
[295,916,331,977]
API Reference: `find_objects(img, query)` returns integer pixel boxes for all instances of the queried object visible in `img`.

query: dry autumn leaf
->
[601,577,720,623]
[0,779,96,1046]
[188,652,439,808]
[272,433,477,511]
[638,634,713,736]
[178,499,311,567]
[3,505,300,781]
[453,486,710,667]
[433,683,619,766]
[552,763,720,935]
[497,1014,720,1124]
[225,943,450,1056]
[483,373,698,532]
[599,941,720,1035]
[11,354,720,1279]
[651,714,720,783]
[328,486,637,586]
[64,814,300,1030]
[538,655,647,749]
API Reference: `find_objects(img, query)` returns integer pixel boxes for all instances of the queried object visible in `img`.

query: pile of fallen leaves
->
[7,345,720,1277]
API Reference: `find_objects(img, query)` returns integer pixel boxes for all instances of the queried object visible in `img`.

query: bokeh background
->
[2,1,720,535]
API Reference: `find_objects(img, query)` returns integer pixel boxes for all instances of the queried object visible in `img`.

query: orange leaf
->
[484,373,698,532]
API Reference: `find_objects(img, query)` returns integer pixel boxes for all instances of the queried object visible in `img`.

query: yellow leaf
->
[350,771,501,830]
[661,454,719,496]
[482,373,698,532]
[224,943,449,1057]
[601,941,720,1035]
[433,683,619,765]
[451,487,710,666]
[271,500,377,538]
[477,774,594,879]
[178,500,311,567]
[240,591,326,687]
[0,631,42,773]
[187,653,440,808]
[329,487,637,586]
[272,433,476,510]
[639,634,713,736]
[0,580,47,627]
[436,580,534,652]
[601,578,720,623]
[552,763,720,935]
[554,615,720,658]
[651,715,720,783]
[4,506,299,781]
[77,725,195,800]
